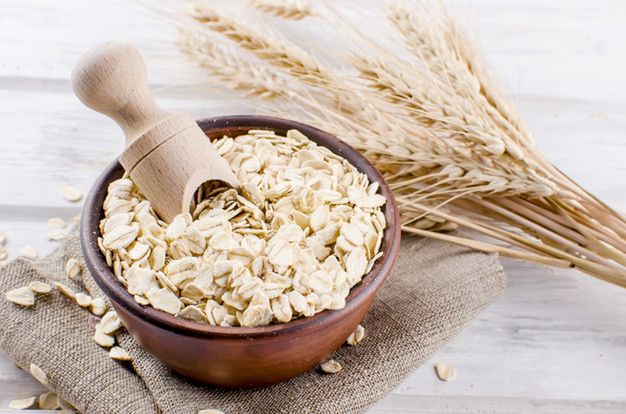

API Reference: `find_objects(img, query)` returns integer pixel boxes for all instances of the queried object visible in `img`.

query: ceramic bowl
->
[81,115,401,388]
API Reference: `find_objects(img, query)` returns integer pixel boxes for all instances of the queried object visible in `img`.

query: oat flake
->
[39,391,60,410]
[47,217,67,229]
[320,359,342,374]
[60,185,83,202]
[435,363,456,381]
[9,397,36,410]
[28,281,52,294]
[5,286,35,307]
[94,331,115,348]
[90,297,108,316]
[29,363,48,385]
[346,324,365,346]
[65,258,82,279]
[109,346,132,361]
[19,245,38,259]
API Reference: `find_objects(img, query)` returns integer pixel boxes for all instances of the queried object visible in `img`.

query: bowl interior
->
[81,115,400,338]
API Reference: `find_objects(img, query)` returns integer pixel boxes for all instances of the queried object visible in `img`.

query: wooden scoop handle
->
[71,42,240,223]
[71,42,168,145]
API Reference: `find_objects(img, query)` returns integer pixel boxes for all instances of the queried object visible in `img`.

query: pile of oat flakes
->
[98,129,386,327]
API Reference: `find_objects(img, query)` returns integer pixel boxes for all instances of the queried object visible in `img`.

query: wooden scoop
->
[71,43,239,223]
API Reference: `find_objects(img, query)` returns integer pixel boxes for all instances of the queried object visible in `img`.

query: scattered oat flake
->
[61,185,83,202]
[55,282,76,300]
[28,281,52,294]
[0,247,8,261]
[435,363,456,381]
[346,324,365,346]
[75,292,92,308]
[98,310,122,334]
[90,297,107,316]
[29,363,48,385]
[19,245,38,259]
[48,230,67,241]
[5,286,35,306]
[320,359,342,374]
[94,330,115,348]
[65,258,81,279]
[9,396,36,410]
[198,410,225,414]
[47,217,67,229]
[39,391,60,410]
[109,346,132,361]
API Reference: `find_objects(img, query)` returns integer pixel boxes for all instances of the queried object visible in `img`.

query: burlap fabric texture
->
[0,231,505,413]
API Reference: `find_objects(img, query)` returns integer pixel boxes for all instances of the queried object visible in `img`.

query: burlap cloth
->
[0,232,505,413]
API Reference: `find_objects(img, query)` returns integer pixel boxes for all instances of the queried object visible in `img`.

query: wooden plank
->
[0,88,247,212]
[0,219,71,262]
[376,259,626,402]
[0,351,50,411]
[0,411,56,414]
[0,3,624,213]
[0,0,625,103]
[370,394,626,413]
[1,2,625,213]
[0,88,623,212]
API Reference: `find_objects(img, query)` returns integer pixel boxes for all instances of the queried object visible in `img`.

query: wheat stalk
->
[173,0,626,286]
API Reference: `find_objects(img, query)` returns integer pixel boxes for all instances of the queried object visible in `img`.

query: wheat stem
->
[475,199,616,268]
[401,226,571,269]
[493,198,588,246]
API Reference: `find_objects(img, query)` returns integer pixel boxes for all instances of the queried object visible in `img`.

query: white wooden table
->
[1,0,625,412]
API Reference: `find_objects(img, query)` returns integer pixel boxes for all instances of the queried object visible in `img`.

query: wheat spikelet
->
[250,0,313,20]
[388,3,535,150]
[354,56,507,156]
[444,18,535,146]
[178,30,289,99]
[190,1,331,86]
[352,56,559,200]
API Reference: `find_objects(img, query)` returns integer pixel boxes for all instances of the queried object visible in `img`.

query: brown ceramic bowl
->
[81,115,400,388]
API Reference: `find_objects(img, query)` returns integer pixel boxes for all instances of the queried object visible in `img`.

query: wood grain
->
[0,0,625,412]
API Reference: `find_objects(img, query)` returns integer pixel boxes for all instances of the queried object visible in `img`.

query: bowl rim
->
[81,115,401,338]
